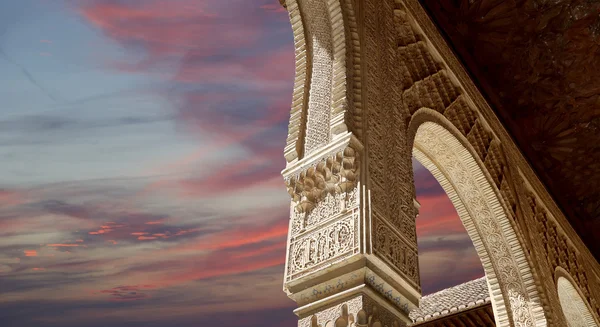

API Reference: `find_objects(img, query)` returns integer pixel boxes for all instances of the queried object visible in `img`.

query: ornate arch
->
[555,267,600,327]
[407,109,547,327]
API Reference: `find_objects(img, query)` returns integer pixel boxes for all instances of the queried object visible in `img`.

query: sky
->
[0,1,483,326]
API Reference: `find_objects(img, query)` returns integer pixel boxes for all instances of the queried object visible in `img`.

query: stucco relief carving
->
[298,295,406,327]
[364,0,419,253]
[285,145,360,215]
[556,275,600,327]
[283,0,310,162]
[284,135,362,282]
[291,186,358,236]
[287,213,359,281]
[373,218,420,287]
[302,0,334,154]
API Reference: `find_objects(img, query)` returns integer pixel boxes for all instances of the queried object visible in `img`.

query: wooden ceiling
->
[412,304,496,327]
[418,0,600,260]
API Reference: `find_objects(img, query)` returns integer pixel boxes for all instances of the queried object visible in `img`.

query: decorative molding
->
[298,293,407,327]
[284,0,310,162]
[284,140,360,216]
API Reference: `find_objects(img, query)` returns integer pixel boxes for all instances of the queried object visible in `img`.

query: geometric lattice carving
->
[302,0,333,155]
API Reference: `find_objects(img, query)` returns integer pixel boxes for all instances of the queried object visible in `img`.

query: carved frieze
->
[291,186,358,236]
[287,212,360,281]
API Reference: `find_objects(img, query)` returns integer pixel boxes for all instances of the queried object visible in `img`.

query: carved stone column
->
[281,0,420,325]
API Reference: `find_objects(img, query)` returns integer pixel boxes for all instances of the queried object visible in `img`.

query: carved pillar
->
[281,0,420,325]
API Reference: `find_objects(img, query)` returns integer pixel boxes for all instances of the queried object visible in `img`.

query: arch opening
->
[408,113,547,327]
[413,157,485,295]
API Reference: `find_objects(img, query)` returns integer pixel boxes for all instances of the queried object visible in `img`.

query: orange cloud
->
[138,236,157,240]
[24,250,38,257]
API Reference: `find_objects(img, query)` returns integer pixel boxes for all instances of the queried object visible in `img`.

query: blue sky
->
[0,1,483,326]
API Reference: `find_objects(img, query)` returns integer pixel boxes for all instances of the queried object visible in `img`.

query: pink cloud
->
[77,0,264,72]
[167,219,288,254]
[0,189,27,207]
[231,241,287,260]
[46,243,80,247]
[260,3,287,13]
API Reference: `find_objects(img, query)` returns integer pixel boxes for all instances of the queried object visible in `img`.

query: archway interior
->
[412,157,485,295]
